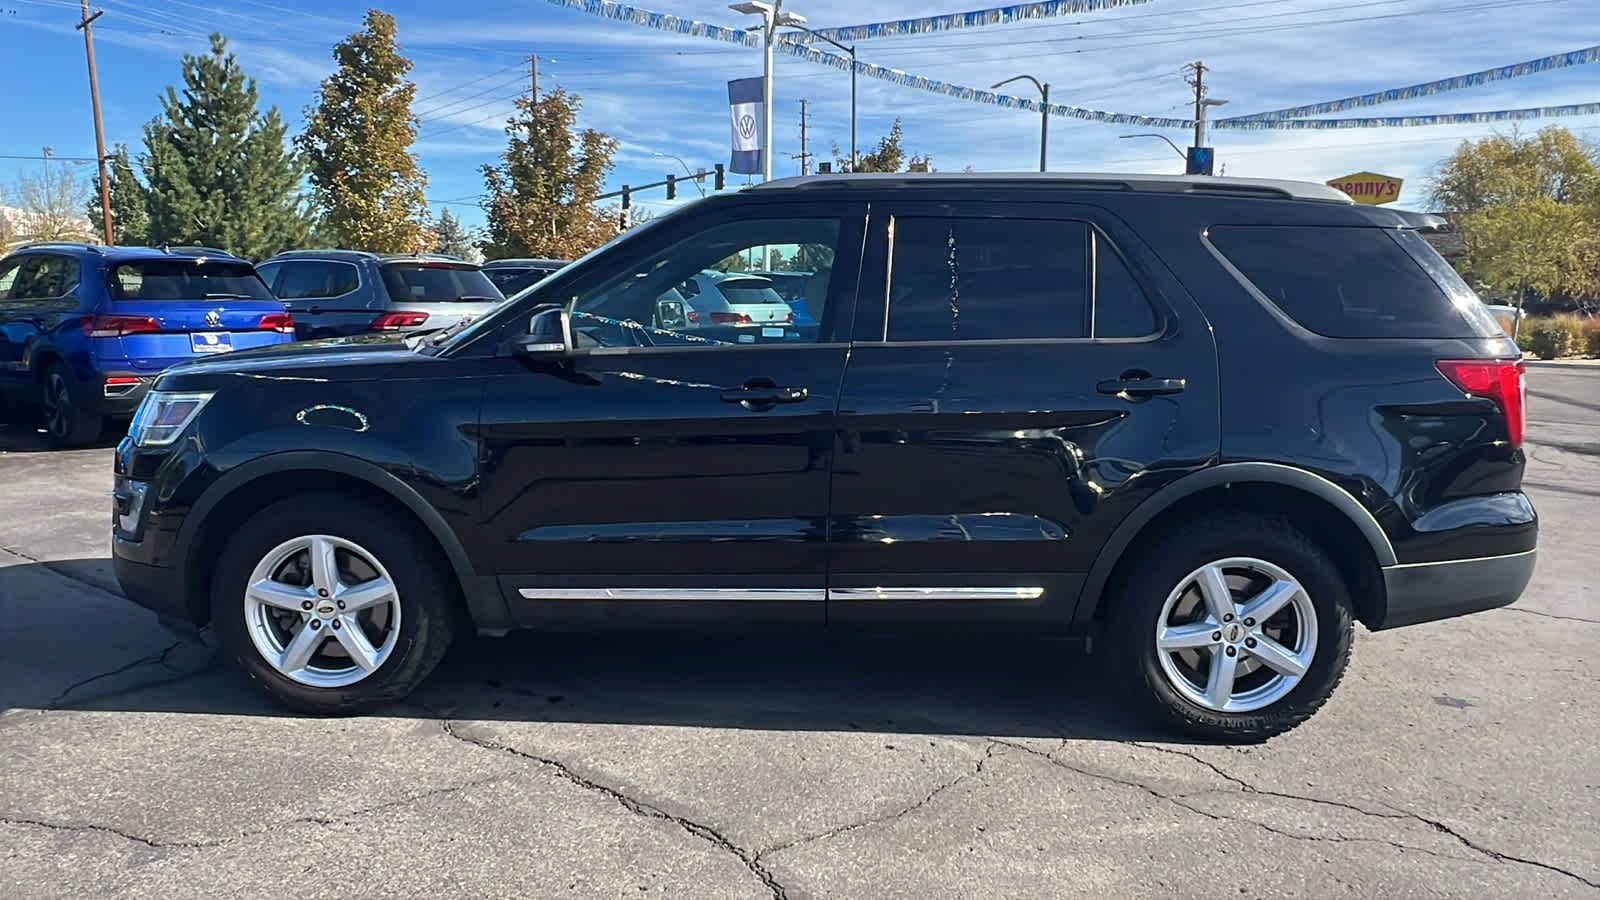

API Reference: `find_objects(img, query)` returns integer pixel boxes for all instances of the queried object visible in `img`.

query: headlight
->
[129,391,214,447]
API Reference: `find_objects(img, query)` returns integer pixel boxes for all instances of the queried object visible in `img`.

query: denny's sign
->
[1326,172,1403,205]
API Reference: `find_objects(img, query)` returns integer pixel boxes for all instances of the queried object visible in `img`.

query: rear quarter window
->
[1207,225,1501,339]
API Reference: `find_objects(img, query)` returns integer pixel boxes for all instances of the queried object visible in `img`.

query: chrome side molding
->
[826,587,1045,601]
[515,586,1046,602]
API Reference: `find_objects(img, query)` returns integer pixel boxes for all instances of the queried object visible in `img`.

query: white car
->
[677,271,793,327]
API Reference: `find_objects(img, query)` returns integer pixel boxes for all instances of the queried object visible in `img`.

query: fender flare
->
[1073,461,1397,625]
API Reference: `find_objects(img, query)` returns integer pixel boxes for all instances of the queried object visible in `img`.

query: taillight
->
[1437,358,1526,446]
[82,314,159,338]
[104,376,140,385]
[370,311,429,330]
[708,311,752,325]
[686,310,700,324]
[257,312,295,334]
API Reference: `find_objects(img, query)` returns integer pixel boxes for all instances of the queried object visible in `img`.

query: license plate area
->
[190,332,234,354]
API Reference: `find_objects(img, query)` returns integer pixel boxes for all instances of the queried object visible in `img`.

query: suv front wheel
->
[1107,514,1354,742]
[211,495,458,714]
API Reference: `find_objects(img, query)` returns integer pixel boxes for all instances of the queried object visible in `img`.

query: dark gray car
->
[255,250,505,340]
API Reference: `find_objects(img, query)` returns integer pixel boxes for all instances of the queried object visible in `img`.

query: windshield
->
[380,263,504,303]
[106,259,273,300]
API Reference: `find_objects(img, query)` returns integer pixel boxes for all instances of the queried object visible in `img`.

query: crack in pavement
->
[440,720,789,900]
[1130,743,1600,890]
[1496,606,1600,626]
[0,776,513,852]
[42,640,189,709]
[755,740,998,859]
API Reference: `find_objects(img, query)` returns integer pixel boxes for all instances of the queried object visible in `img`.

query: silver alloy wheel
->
[42,372,71,438]
[1153,557,1318,714]
[242,534,402,688]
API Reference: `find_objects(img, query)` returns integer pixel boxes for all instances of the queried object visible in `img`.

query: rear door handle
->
[1097,376,1187,396]
[720,385,808,405]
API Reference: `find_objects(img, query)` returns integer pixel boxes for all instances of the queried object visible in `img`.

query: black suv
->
[111,174,1536,741]
[481,258,571,297]
[254,250,504,340]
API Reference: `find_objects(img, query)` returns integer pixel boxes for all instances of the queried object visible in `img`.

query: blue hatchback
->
[0,242,293,446]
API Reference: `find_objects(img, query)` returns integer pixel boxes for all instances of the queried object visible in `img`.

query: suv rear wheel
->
[211,495,457,714]
[1107,514,1354,742]
[39,360,102,447]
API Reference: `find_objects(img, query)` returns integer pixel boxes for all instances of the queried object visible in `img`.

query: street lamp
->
[1118,133,1187,172]
[1195,97,1228,153]
[782,23,855,173]
[653,152,706,196]
[729,1,806,182]
[992,73,1049,173]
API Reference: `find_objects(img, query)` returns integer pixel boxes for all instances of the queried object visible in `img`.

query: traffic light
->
[666,173,676,200]
[620,185,630,210]
[1185,146,1215,176]
[714,163,725,191]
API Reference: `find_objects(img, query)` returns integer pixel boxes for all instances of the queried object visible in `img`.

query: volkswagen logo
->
[738,114,757,140]
[205,309,222,327]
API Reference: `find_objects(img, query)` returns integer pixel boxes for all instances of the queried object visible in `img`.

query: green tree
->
[433,207,476,257]
[1430,127,1600,304]
[299,9,430,253]
[480,87,620,259]
[88,145,150,245]
[142,34,314,260]
[833,119,931,173]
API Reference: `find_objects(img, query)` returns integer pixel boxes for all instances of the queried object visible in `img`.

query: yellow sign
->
[1326,172,1404,204]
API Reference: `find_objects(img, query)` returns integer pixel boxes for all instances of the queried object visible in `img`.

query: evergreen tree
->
[88,144,150,246]
[479,87,619,260]
[142,34,313,260]
[298,9,430,253]
[833,119,930,173]
[433,208,475,257]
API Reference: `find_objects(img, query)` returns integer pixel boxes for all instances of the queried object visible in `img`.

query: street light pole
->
[654,152,706,196]
[1118,133,1188,172]
[783,24,855,171]
[991,74,1049,172]
[732,1,806,183]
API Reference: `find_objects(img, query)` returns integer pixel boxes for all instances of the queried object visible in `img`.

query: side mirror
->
[514,305,572,357]
[656,297,687,330]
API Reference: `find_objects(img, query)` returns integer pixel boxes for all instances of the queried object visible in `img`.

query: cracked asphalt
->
[2,364,1596,899]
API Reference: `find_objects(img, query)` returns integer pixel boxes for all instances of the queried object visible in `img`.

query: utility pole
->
[797,99,810,175]
[77,0,113,245]
[530,54,538,100]
[1186,60,1207,150]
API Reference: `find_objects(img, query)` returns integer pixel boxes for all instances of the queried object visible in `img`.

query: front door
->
[828,200,1220,628]
[477,200,865,629]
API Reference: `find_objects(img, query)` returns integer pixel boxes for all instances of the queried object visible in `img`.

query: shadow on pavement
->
[0,416,123,454]
[3,557,1180,743]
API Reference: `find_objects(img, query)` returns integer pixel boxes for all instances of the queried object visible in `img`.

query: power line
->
[414,74,528,121]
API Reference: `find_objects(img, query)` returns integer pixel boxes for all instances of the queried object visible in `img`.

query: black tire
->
[39,360,102,447]
[210,494,458,714]
[1105,513,1354,743]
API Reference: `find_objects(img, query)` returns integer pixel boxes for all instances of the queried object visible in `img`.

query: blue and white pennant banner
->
[1220,45,1600,123]
[543,0,1600,130]
[805,0,1157,43]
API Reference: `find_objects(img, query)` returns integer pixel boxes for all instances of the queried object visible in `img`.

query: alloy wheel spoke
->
[1158,621,1220,651]
[335,577,396,613]
[308,537,341,597]
[332,616,380,671]
[248,578,312,612]
[1241,579,1298,624]
[1196,564,1236,624]
[1205,648,1239,709]
[278,621,326,673]
[1246,633,1310,677]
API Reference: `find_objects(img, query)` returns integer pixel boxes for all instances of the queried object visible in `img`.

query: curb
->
[1525,359,1600,370]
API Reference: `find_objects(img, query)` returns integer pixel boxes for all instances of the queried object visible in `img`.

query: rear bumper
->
[1374,549,1537,630]
[92,375,154,417]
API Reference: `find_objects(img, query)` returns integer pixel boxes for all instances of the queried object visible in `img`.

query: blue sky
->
[4,0,1596,232]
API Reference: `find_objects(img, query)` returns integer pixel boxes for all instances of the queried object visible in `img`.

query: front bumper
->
[112,542,196,622]
[1375,549,1537,630]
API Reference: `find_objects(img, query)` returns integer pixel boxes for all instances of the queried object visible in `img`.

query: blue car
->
[0,242,293,446]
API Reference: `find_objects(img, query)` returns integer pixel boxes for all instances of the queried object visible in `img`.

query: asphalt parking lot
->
[1,364,1596,899]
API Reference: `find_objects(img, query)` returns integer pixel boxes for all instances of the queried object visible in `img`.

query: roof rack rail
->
[7,240,106,254]
[752,171,1353,204]
[158,243,236,257]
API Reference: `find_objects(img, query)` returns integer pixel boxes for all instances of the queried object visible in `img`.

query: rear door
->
[257,259,367,339]
[827,199,1220,628]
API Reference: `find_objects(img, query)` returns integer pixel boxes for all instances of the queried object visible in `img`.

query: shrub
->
[1525,323,1575,359]
[1549,313,1587,351]
[1585,319,1600,357]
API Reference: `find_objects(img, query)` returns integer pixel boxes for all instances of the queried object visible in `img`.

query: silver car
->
[256,251,506,340]
[678,271,793,328]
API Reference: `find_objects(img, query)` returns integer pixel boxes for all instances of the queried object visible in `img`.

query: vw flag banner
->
[728,76,764,175]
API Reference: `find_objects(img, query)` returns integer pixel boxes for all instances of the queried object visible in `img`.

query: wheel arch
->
[1075,462,1394,629]
[175,451,507,630]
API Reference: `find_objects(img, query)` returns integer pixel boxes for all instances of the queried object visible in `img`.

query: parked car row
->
[0,241,571,445]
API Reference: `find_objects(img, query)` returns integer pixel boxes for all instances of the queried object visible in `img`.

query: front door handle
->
[1096,376,1187,397]
[721,385,808,405]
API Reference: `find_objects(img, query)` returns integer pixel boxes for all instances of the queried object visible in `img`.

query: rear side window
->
[888,217,1089,341]
[1208,226,1501,338]
[106,259,272,301]
[11,255,81,300]
[380,263,503,303]
[267,261,360,299]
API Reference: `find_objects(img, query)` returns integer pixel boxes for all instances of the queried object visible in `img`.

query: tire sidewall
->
[1114,519,1354,740]
[210,496,455,713]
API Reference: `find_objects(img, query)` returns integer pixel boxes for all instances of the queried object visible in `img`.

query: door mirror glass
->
[515,306,571,357]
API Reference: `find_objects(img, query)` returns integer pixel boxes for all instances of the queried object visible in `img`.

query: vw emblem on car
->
[205,309,222,327]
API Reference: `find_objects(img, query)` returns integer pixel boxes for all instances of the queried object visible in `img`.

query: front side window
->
[106,259,272,300]
[268,261,360,300]
[887,217,1090,342]
[570,217,840,349]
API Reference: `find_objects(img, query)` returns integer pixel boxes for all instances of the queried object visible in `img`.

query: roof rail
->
[752,172,1353,204]
[265,248,381,260]
[378,252,466,261]
[158,243,237,257]
[6,240,106,254]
